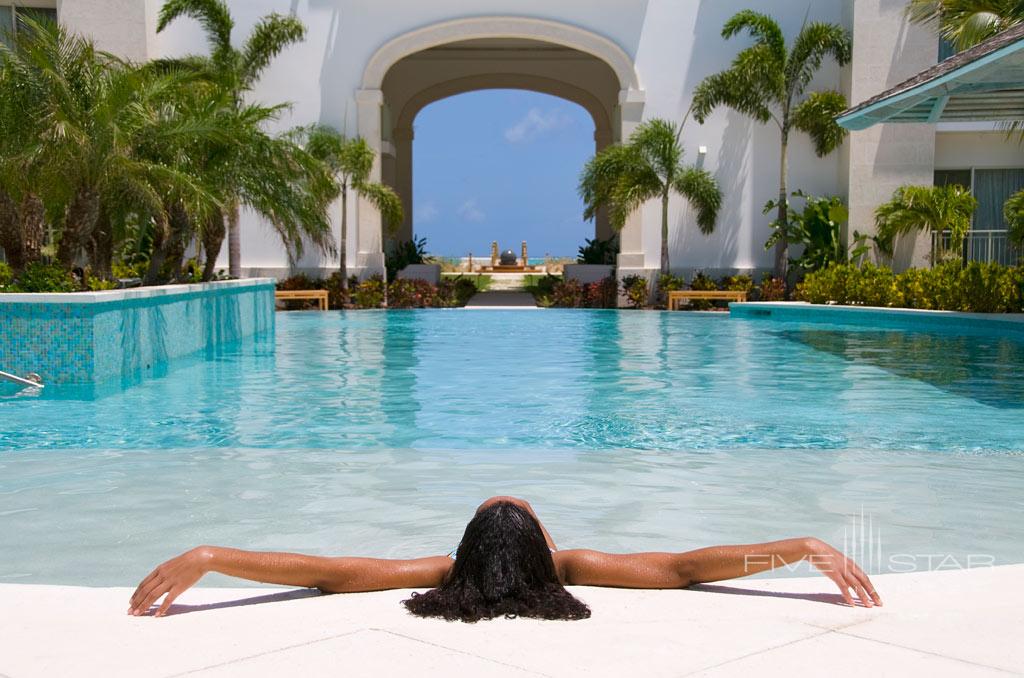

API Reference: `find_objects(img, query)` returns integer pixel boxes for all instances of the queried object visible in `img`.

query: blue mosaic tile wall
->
[0,281,275,385]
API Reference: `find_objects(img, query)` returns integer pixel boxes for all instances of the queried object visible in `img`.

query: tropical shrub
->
[87,277,118,291]
[0,262,12,288]
[387,278,436,308]
[1005,188,1024,253]
[576,236,619,265]
[621,274,650,308]
[351,276,385,309]
[874,185,977,259]
[764,192,850,273]
[797,262,1024,312]
[687,271,718,310]
[721,274,754,293]
[757,276,787,301]
[551,279,584,308]
[583,276,618,308]
[436,276,479,308]
[6,263,78,293]
[385,237,428,282]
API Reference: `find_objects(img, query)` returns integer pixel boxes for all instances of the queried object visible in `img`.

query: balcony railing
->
[931,230,1020,266]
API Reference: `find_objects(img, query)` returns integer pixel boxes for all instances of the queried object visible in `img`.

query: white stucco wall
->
[935,132,1024,169]
[58,0,938,278]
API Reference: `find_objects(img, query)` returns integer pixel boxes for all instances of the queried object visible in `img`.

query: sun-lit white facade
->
[46,0,1024,279]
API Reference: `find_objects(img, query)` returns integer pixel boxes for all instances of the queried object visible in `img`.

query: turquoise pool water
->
[1,310,1022,585]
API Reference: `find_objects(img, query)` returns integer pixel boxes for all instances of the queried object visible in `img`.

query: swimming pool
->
[1,310,1022,585]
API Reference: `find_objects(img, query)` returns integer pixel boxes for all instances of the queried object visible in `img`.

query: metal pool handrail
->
[0,370,44,388]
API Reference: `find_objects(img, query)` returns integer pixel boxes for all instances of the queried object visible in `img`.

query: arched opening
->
[410,89,598,260]
[353,17,646,277]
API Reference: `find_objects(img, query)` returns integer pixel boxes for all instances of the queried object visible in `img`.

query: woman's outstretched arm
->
[128,547,453,616]
[554,537,881,608]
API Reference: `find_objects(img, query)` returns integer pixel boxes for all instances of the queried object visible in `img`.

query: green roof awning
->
[837,24,1024,130]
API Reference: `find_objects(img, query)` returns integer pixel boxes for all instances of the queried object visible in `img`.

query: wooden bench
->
[667,290,748,311]
[275,289,329,311]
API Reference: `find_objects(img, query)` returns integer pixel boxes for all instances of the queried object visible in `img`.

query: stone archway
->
[354,17,645,277]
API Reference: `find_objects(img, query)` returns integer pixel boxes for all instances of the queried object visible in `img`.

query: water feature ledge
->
[0,278,275,385]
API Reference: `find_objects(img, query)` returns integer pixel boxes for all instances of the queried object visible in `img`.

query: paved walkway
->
[2,565,1021,677]
[465,291,539,308]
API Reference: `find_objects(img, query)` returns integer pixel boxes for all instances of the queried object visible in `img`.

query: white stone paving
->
[1,565,1021,677]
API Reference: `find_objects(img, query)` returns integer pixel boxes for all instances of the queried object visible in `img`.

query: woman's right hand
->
[128,546,214,617]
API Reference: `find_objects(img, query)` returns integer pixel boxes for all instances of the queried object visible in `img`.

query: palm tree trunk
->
[202,209,226,282]
[21,195,45,266]
[0,190,23,272]
[144,211,171,286]
[227,198,241,278]
[164,201,192,281]
[20,194,45,268]
[88,202,113,279]
[339,185,348,292]
[58,188,100,269]
[660,191,670,276]
[775,128,790,281]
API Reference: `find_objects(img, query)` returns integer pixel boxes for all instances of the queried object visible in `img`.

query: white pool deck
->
[1,565,1021,677]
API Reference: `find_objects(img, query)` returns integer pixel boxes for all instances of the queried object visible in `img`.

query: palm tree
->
[579,118,722,276]
[296,126,403,293]
[157,0,307,278]
[0,18,219,275]
[906,0,1024,50]
[691,10,852,280]
[874,184,978,259]
[1003,188,1024,253]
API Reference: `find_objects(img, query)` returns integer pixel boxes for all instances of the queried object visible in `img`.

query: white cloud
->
[456,199,485,223]
[416,202,439,223]
[504,107,574,144]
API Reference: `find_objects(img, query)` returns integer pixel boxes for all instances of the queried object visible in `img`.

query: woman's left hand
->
[805,538,882,608]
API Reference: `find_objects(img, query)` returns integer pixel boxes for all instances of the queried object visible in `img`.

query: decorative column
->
[616,88,647,271]
[393,125,415,243]
[355,88,386,278]
[594,128,615,241]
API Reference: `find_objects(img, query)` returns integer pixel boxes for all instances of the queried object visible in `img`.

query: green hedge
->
[796,262,1024,313]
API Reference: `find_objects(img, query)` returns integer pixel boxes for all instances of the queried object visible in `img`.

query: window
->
[938,38,958,62]
[933,168,1024,265]
[0,6,14,49]
[0,4,57,48]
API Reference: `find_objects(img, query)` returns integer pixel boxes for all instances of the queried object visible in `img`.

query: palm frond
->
[691,70,775,125]
[157,0,233,58]
[672,166,723,234]
[906,0,1023,49]
[722,10,788,63]
[791,90,849,157]
[358,182,404,234]
[1005,187,1024,250]
[786,22,852,96]
[874,184,977,254]
[241,13,306,86]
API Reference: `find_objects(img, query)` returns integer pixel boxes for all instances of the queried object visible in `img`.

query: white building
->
[21,0,1024,278]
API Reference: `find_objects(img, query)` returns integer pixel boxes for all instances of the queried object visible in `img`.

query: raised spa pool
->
[1,310,1022,585]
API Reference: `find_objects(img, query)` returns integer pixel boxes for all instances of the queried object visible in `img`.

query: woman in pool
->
[128,496,881,621]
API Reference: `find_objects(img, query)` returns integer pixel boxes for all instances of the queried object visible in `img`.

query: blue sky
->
[412,90,595,257]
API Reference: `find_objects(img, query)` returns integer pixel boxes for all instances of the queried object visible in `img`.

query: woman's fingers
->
[826,570,855,605]
[853,568,883,606]
[849,577,874,608]
[129,568,161,609]
[155,586,184,617]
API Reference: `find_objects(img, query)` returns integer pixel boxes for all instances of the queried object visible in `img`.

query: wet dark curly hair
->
[402,501,591,623]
